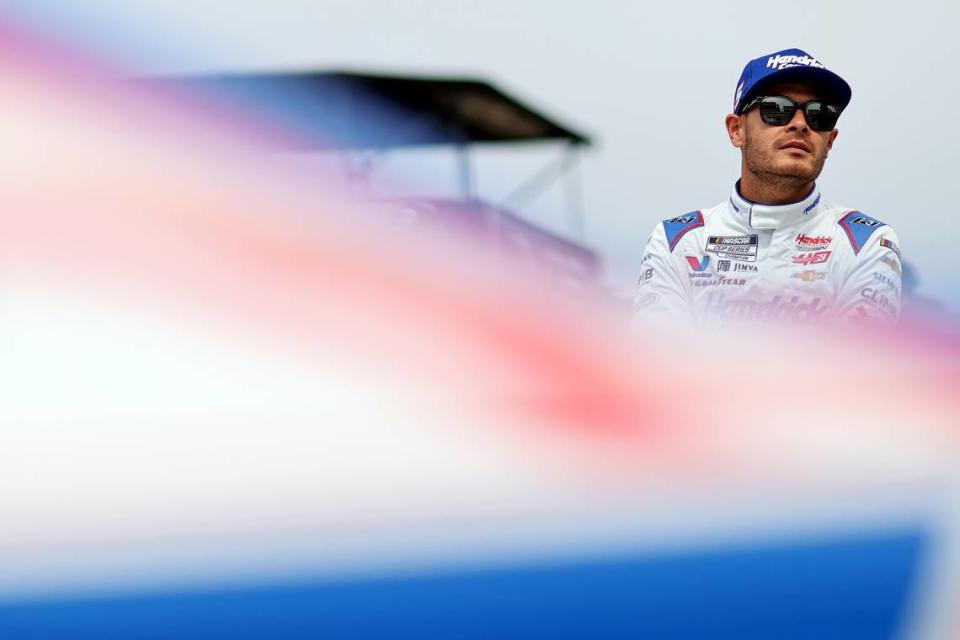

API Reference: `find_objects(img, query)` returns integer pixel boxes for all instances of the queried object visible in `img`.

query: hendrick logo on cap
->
[765,53,826,71]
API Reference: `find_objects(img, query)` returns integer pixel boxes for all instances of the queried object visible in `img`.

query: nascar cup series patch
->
[705,235,758,262]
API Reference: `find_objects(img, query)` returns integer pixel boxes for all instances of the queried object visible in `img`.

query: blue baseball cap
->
[733,48,852,114]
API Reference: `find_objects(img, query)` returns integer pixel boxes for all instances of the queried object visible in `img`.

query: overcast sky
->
[6,1,959,306]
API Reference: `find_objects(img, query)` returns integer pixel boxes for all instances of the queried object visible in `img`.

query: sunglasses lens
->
[804,101,841,131]
[754,96,842,131]
[758,97,796,126]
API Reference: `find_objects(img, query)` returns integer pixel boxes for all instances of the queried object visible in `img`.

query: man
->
[634,48,902,327]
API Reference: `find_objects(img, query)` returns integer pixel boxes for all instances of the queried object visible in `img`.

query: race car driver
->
[634,48,902,327]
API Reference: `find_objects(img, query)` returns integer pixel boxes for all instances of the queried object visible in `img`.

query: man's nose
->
[785,105,809,132]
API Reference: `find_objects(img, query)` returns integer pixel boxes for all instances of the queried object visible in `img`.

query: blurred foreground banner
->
[2,17,960,640]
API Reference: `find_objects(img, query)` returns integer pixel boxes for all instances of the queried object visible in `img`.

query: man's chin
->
[774,161,818,183]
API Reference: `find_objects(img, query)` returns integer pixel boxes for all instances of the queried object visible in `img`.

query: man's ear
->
[827,128,839,151]
[726,114,744,148]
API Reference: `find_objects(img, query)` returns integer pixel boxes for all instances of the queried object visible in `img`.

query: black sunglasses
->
[741,95,842,132]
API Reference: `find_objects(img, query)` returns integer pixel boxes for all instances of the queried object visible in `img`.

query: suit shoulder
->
[659,210,705,253]
[832,208,893,256]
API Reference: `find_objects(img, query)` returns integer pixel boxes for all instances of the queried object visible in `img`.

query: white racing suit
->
[634,183,903,327]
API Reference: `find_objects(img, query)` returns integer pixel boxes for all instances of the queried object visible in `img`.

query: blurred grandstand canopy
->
[151,71,591,151]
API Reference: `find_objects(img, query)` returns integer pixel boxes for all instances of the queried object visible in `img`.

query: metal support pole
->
[563,143,585,241]
[499,152,569,210]
[457,145,472,200]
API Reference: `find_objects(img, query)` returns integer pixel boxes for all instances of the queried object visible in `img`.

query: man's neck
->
[738,173,814,205]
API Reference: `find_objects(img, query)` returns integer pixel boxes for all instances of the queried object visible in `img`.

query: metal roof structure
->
[160,71,591,151]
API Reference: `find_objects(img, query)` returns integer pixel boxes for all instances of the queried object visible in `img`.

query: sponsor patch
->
[839,211,886,255]
[850,215,882,228]
[859,287,897,318]
[636,267,654,286]
[872,272,901,296]
[664,211,705,252]
[766,53,825,71]
[879,238,902,260]
[795,233,832,250]
[881,255,902,276]
[704,293,828,322]
[694,277,746,288]
[705,235,758,262]
[719,259,759,273]
[634,292,660,310]
[792,250,832,266]
[791,270,826,283]
[849,304,878,326]
[686,255,710,271]
[686,255,711,275]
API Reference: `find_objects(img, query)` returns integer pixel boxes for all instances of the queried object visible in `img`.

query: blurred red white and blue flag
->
[1,12,960,640]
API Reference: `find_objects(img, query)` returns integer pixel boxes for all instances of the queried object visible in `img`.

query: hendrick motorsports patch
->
[705,235,758,262]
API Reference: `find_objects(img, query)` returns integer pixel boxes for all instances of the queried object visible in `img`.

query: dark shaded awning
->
[151,71,591,151]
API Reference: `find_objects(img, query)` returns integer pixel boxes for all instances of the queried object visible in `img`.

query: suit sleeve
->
[632,223,694,326]
[833,229,903,327]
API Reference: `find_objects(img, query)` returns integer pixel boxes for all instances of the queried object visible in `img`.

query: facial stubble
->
[741,125,828,190]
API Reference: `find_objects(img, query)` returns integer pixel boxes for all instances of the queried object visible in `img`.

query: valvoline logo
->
[686,256,710,272]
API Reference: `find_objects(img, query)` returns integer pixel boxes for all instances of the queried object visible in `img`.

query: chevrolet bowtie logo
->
[791,270,826,282]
